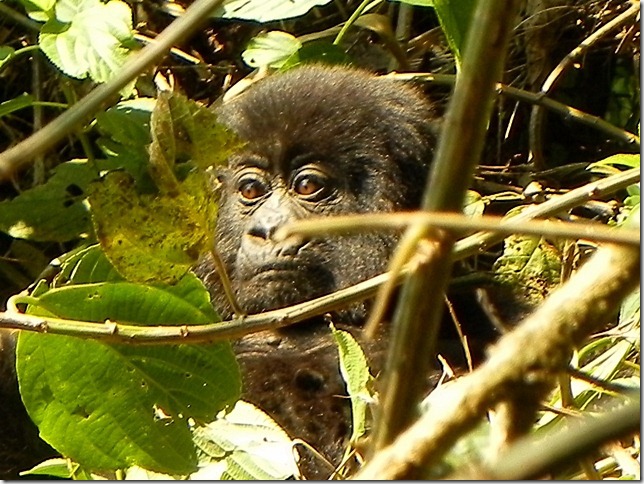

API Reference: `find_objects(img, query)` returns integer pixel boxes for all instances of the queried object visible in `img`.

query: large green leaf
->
[18,331,241,474]
[17,249,240,474]
[39,0,134,84]
[89,92,240,284]
[88,171,215,284]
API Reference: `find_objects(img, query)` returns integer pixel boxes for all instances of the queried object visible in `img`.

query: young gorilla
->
[196,65,438,478]
[199,65,436,320]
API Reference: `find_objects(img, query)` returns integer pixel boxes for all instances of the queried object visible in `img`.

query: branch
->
[0,0,227,182]
[528,2,641,167]
[0,168,637,343]
[355,240,640,479]
[390,73,640,150]
[451,394,640,480]
[279,211,640,247]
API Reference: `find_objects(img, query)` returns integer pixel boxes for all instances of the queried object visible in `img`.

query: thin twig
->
[279,211,641,247]
[528,2,641,167]
[390,72,640,149]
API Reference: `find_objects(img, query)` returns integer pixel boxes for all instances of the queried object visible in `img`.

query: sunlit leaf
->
[39,0,135,85]
[17,248,240,475]
[242,31,302,69]
[190,400,299,480]
[213,0,332,22]
[331,325,373,443]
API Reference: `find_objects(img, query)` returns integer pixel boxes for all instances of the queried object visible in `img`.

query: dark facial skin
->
[196,65,437,322]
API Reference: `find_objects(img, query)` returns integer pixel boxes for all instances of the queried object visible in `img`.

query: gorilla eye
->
[292,170,328,199]
[237,176,268,201]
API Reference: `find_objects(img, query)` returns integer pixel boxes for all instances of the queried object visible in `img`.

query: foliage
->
[0,0,640,481]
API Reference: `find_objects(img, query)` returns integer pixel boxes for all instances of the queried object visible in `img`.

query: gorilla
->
[195,65,439,478]
[198,65,437,322]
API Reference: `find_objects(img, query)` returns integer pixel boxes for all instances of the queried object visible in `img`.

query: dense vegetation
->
[0,0,640,480]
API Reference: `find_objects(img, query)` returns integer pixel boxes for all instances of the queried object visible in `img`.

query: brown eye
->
[293,170,328,199]
[295,176,321,196]
[238,178,267,200]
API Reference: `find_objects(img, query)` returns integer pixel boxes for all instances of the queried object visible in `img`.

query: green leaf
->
[242,31,302,69]
[588,153,640,176]
[18,332,219,474]
[491,207,562,319]
[0,45,15,69]
[392,0,478,68]
[431,0,477,68]
[17,250,240,474]
[0,93,35,118]
[95,98,155,186]
[56,244,125,285]
[20,458,73,478]
[190,400,299,480]
[280,40,350,70]
[17,0,56,21]
[88,171,215,284]
[492,232,561,302]
[39,0,134,85]
[331,325,373,443]
[213,0,333,22]
[89,92,240,284]
[0,160,95,242]
[160,91,243,171]
[31,273,220,325]
[463,189,484,217]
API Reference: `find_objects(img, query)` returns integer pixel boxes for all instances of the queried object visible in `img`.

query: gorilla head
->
[198,65,437,322]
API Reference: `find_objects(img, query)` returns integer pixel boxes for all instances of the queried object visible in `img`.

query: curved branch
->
[528,2,641,167]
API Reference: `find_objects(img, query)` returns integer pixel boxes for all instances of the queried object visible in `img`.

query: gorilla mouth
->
[251,261,314,279]
[238,260,334,309]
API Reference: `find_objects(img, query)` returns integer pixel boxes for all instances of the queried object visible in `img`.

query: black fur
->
[196,65,437,322]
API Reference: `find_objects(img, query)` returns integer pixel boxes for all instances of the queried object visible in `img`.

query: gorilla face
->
[197,65,437,321]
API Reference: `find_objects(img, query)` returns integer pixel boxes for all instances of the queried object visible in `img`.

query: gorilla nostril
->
[247,224,271,241]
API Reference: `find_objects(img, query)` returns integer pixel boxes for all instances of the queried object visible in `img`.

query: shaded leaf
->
[0,160,95,242]
[0,93,35,118]
[0,46,15,69]
[392,0,477,67]
[95,98,155,187]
